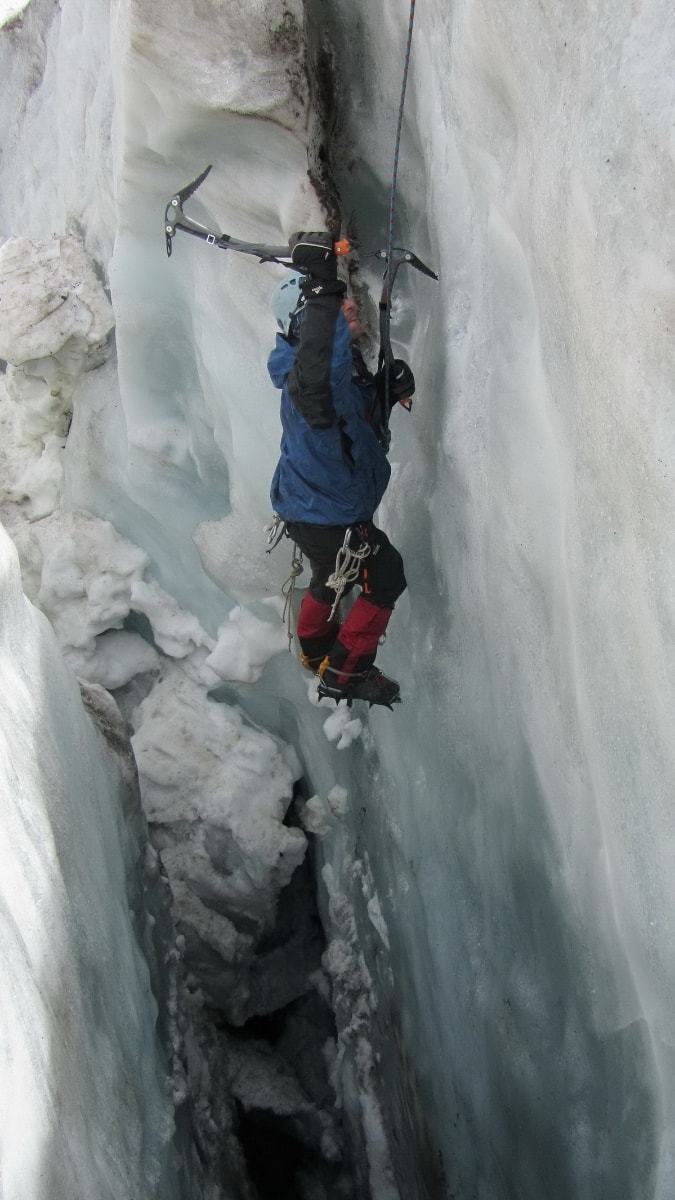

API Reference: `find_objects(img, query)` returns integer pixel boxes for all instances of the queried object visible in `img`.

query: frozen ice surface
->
[0,524,178,1199]
[321,1,675,1197]
[2,0,675,1197]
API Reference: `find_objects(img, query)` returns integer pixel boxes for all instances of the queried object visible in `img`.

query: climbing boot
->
[317,661,401,710]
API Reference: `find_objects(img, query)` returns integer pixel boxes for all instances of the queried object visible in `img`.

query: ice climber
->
[267,232,415,708]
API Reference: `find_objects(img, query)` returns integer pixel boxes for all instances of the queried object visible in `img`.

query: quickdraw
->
[265,513,287,553]
[325,526,372,622]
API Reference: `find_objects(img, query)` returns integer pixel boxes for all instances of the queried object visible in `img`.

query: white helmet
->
[271,273,305,337]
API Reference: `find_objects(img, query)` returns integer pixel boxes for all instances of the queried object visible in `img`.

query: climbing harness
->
[325,526,372,622]
[264,519,371,647]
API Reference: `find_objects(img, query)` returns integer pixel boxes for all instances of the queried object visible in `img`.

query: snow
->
[0,237,114,523]
[2,0,675,1197]
[206,600,289,683]
[306,676,365,749]
[300,793,334,839]
[131,665,306,1022]
[0,2,30,29]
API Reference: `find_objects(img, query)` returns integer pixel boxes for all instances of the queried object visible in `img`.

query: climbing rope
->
[382,0,418,417]
[325,527,372,621]
[280,544,304,650]
[265,516,303,650]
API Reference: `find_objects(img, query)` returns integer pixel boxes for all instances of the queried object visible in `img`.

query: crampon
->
[317,664,401,710]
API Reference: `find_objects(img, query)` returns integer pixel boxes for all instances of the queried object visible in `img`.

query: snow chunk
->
[131,666,306,1018]
[0,2,31,31]
[306,677,364,747]
[301,786,349,837]
[226,1038,313,1117]
[27,511,213,688]
[130,578,213,659]
[68,630,160,691]
[0,237,113,366]
[132,666,300,836]
[323,706,363,751]
[327,785,349,817]
[0,238,114,524]
[34,511,148,647]
[1,425,65,521]
[300,794,333,839]
[206,602,288,683]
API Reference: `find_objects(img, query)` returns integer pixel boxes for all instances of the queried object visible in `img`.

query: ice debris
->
[206,601,288,683]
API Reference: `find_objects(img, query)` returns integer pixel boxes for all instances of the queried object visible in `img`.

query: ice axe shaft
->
[376,245,438,443]
[165,165,352,263]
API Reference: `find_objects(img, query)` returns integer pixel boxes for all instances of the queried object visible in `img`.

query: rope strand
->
[325,527,371,621]
[281,545,304,650]
[383,0,417,416]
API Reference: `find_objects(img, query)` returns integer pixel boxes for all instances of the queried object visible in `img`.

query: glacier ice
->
[0,524,180,1198]
[2,0,675,1198]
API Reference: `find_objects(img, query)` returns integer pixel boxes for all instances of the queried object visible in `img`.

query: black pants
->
[285,520,407,608]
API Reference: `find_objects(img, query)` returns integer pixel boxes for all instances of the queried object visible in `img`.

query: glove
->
[379,359,416,410]
[289,231,336,279]
[290,231,346,297]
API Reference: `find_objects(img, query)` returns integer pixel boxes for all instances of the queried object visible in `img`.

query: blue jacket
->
[268,297,391,525]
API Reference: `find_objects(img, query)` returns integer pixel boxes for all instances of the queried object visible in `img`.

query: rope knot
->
[325,526,371,621]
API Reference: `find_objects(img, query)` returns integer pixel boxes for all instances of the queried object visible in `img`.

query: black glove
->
[289,231,335,278]
[378,359,416,410]
[290,231,346,297]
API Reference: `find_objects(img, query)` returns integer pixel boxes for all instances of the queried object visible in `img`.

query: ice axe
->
[164,164,351,265]
[164,166,437,440]
[374,246,438,444]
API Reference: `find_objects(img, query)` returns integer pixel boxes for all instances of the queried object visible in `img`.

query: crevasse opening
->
[1,0,675,1198]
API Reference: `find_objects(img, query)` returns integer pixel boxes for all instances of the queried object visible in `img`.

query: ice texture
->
[0,524,179,1199]
[131,665,306,1022]
[2,0,675,1198]
[0,237,114,522]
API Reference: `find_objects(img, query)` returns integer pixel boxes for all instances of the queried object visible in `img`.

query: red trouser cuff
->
[333,597,392,672]
[297,592,336,640]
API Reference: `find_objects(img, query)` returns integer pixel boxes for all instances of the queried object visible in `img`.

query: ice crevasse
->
[1,0,675,1198]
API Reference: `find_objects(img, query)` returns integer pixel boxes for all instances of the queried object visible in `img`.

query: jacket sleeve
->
[287,294,351,429]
